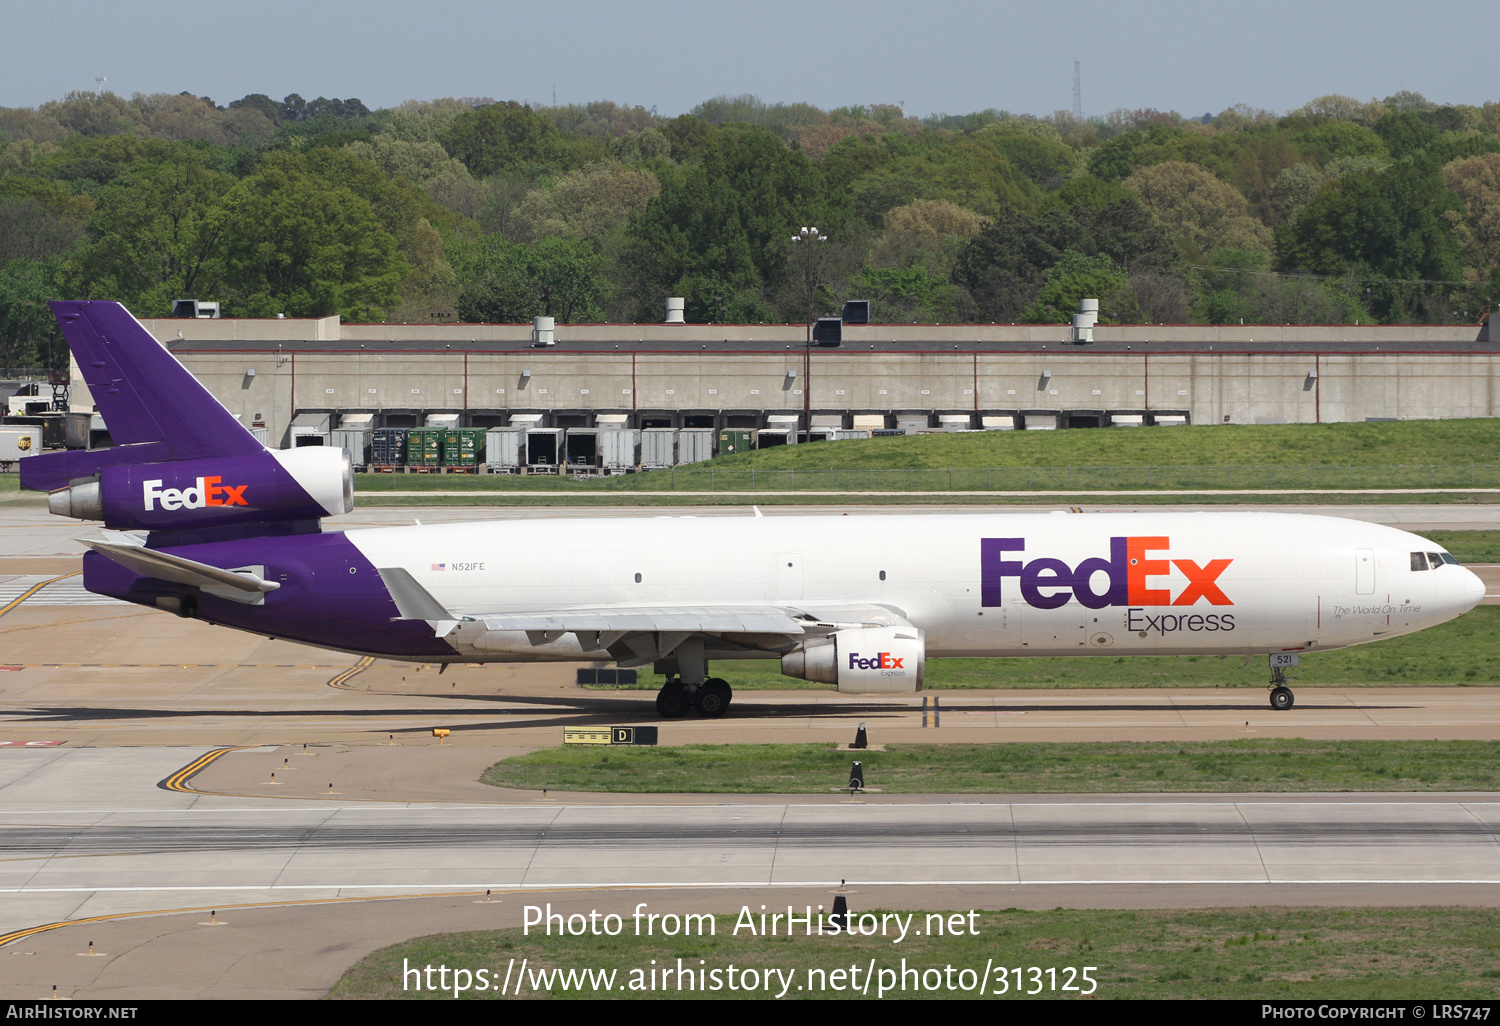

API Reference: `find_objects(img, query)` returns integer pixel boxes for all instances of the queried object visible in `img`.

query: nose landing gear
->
[1268,654,1299,710]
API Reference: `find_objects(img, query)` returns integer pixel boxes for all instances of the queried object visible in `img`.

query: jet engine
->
[780,625,925,693]
[47,447,353,529]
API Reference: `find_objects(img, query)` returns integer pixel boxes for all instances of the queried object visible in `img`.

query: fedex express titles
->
[142,476,248,511]
[981,535,1237,634]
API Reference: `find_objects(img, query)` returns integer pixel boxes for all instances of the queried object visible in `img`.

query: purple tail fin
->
[22,302,263,492]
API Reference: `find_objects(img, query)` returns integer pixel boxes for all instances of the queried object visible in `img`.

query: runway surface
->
[5,746,1500,997]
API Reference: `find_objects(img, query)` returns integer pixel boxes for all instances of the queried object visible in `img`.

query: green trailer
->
[717,429,753,457]
[406,427,443,468]
[442,427,485,468]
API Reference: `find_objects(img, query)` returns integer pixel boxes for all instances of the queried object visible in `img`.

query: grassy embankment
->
[350,418,1500,502]
[329,907,1500,1000]
[479,740,1500,795]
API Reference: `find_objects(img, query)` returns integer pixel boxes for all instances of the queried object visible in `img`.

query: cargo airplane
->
[22,302,1486,717]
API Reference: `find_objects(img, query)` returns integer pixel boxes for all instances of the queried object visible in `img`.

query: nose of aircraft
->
[1458,566,1487,611]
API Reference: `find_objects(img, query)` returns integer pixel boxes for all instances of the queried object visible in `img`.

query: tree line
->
[2,87,1498,370]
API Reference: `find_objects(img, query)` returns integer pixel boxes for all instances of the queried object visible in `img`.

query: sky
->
[2,0,1493,119]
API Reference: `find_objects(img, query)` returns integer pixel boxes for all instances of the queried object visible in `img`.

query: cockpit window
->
[1428,552,1444,568]
[1440,552,1460,566]
[1411,552,1429,571]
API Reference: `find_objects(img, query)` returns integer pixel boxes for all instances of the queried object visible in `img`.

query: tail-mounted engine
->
[46,447,353,530]
[781,625,925,693]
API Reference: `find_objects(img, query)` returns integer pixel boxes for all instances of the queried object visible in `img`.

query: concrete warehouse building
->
[66,311,1500,456]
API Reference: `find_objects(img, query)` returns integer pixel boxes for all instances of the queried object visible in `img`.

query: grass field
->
[347,417,1500,496]
[328,907,1500,1000]
[479,739,1500,794]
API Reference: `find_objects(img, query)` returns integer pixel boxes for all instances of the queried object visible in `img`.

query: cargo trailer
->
[526,427,562,469]
[599,429,639,473]
[640,428,676,469]
[677,428,714,464]
[372,427,407,468]
[485,427,524,472]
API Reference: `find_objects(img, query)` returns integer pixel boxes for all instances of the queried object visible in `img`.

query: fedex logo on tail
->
[981,536,1232,610]
[143,476,248,512]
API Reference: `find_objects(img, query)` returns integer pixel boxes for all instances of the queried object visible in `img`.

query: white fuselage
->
[342,512,1485,664]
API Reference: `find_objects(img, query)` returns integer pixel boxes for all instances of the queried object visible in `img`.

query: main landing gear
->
[1268,664,1296,711]
[655,677,733,719]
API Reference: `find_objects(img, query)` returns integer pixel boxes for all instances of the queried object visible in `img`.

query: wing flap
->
[479,606,806,636]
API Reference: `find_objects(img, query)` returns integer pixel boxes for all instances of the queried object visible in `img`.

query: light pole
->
[790,226,827,434]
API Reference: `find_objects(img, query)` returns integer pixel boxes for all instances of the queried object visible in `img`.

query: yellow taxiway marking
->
[0,890,489,949]
[0,572,81,620]
[327,656,376,690]
[159,747,251,793]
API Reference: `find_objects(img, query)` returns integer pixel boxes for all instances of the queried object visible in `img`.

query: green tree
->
[1123,160,1272,258]
[216,161,406,318]
[512,161,661,243]
[958,198,1180,322]
[0,185,88,262]
[628,124,831,318]
[1442,153,1500,284]
[1276,159,1463,321]
[439,101,560,178]
[0,257,64,371]
[1021,250,1127,322]
[60,158,235,315]
[1289,120,1388,166]
[850,264,964,322]
[455,236,605,323]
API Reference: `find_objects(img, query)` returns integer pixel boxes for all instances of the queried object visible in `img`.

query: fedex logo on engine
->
[849,651,905,671]
[143,477,249,512]
[981,536,1232,610]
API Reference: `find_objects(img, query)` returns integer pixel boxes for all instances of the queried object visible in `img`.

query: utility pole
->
[790,226,827,433]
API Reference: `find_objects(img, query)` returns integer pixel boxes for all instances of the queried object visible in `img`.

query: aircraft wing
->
[375,565,912,659]
[477,606,806,635]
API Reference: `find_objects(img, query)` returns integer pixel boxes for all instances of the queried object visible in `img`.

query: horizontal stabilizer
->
[479,606,805,636]
[84,539,280,596]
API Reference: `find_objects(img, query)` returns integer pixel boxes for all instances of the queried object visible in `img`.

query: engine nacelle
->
[47,447,353,529]
[781,626,925,693]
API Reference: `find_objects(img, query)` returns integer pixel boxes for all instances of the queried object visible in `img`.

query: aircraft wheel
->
[656,684,688,719]
[696,679,732,718]
[1269,686,1295,711]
